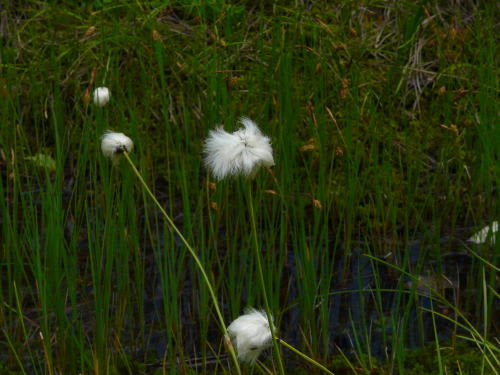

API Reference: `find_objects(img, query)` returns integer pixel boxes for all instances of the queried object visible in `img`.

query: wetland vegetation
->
[0,1,498,374]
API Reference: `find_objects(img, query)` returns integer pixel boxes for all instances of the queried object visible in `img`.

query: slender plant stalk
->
[246,185,286,375]
[279,339,335,375]
[430,297,444,375]
[3,330,27,375]
[122,152,242,375]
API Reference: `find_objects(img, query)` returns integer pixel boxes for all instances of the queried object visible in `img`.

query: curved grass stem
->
[278,339,335,375]
[122,152,242,375]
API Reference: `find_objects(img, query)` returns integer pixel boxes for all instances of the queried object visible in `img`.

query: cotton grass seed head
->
[227,308,274,363]
[93,87,110,107]
[101,131,133,162]
[203,117,274,180]
[468,221,498,245]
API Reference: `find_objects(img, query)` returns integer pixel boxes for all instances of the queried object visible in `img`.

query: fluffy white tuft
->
[93,87,110,107]
[101,131,134,162]
[203,117,274,180]
[227,308,273,363]
[468,221,498,245]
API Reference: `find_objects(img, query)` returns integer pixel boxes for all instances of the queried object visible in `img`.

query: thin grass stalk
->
[278,339,334,375]
[335,344,358,375]
[255,360,274,375]
[247,180,334,375]
[368,253,500,373]
[430,297,444,375]
[121,152,242,375]
[246,184,286,375]
[423,308,500,367]
[13,281,37,372]
[3,330,27,375]
[347,309,368,371]
[40,331,54,375]
[481,266,488,375]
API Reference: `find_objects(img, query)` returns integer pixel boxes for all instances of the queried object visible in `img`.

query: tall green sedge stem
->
[246,184,286,375]
[247,181,334,375]
[122,152,242,375]
[279,339,335,375]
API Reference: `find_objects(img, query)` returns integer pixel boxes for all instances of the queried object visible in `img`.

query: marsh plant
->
[104,121,333,373]
[100,131,244,375]
[204,117,288,374]
[228,308,335,374]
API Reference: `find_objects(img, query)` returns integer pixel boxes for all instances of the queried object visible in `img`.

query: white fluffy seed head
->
[93,87,110,107]
[227,308,274,363]
[468,221,498,245]
[101,131,134,162]
[203,117,274,180]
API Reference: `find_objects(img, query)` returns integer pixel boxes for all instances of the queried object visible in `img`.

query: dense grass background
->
[1,1,498,374]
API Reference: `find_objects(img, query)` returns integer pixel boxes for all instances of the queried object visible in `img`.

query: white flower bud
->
[93,87,110,107]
